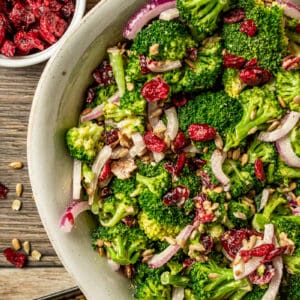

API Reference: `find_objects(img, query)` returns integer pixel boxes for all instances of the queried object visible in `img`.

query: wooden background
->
[0,1,99,299]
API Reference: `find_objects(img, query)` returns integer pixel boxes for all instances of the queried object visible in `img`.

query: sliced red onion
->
[222,248,234,262]
[123,0,176,40]
[172,287,184,300]
[183,144,200,153]
[165,107,179,141]
[211,150,230,187]
[264,223,275,244]
[107,259,121,272]
[88,145,112,204]
[259,189,270,212]
[258,112,300,142]
[153,151,165,163]
[59,200,90,232]
[276,134,300,168]
[276,0,300,19]
[72,159,82,200]
[148,102,159,128]
[148,225,194,268]
[147,60,182,73]
[159,7,179,21]
[292,206,300,215]
[129,132,146,158]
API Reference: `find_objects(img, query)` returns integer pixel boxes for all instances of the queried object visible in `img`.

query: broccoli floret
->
[179,36,223,92]
[276,70,300,112]
[222,1,287,74]
[177,0,231,40]
[178,91,243,138]
[222,68,247,98]
[65,121,104,163]
[131,20,196,61]
[174,165,201,197]
[227,200,253,228]
[86,84,118,108]
[284,249,300,275]
[133,263,171,300]
[276,158,300,182]
[243,284,268,300]
[92,222,149,265]
[224,86,284,151]
[99,194,138,227]
[116,116,145,137]
[162,69,185,94]
[283,273,300,299]
[111,176,136,198]
[103,102,133,122]
[189,260,252,300]
[160,271,190,287]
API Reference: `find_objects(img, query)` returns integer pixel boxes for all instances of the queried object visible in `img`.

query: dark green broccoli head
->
[243,284,268,300]
[65,121,104,163]
[282,273,300,299]
[276,70,300,112]
[178,90,243,138]
[224,86,284,151]
[110,176,136,197]
[276,158,300,183]
[87,84,118,108]
[177,0,231,40]
[222,68,246,98]
[119,86,146,116]
[131,20,196,61]
[222,1,287,74]
[179,36,223,92]
[92,222,149,265]
[247,137,277,164]
[227,200,253,228]
[103,102,133,122]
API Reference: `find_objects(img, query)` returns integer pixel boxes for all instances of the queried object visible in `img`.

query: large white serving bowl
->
[27,0,146,298]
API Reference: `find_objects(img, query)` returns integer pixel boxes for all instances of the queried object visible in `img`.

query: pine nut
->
[250,109,256,120]
[213,186,224,194]
[214,134,223,150]
[81,107,92,116]
[267,120,280,132]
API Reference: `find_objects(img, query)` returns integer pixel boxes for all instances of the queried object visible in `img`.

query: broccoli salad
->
[60,0,300,299]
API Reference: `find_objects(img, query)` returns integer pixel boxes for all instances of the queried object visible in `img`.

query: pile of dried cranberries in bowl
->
[0,0,75,57]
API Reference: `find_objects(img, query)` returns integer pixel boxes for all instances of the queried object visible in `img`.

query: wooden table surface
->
[0,1,99,299]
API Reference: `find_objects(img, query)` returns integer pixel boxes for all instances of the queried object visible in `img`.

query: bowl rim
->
[0,0,86,68]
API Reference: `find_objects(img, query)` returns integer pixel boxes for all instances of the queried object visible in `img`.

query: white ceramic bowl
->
[0,0,86,68]
[28,0,146,299]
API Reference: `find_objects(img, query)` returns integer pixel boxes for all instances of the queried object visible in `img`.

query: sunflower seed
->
[23,241,31,255]
[278,96,286,108]
[16,183,23,197]
[31,250,42,261]
[12,199,22,211]
[12,238,21,251]
[9,161,23,169]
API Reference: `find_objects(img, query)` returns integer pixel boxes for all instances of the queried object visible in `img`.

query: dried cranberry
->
[282,55,300,71]
[186,157,206,171]
[100,187,111,199]
[201,235,213,254]
[104,129,119,145]
[296,23,300,34]
[0,12,12,33]
[223,8,245,24]
[172,94,187,107]
[240,19,257,37]
[122,216,136,227]
[139,54,151,75]
[141,76,170,102]
[163,185,190,207]
[92,60,115,87]
[9,2,35,30]
[61,2,74,18]
[244,58,258,69]
[99,160,111,182]
[143,131,167,153]
[240,244,275,262]
[261,246,287,264]
[199,171,215,190]
[14,31,44,54]
[47,0,63,12]
[239,67,272,86]
[164,152,186,176]
[40,12,67,38]
[182,258,195,267]
[173,132,190,152]
[3,247,27,268]
[186,47,198,62]
[188,124,216,142]
[249,266,275,285]
[223,53,246,69]
[85,87,95,103]
[254,158,266,181]
[0,182,9,199]
[1,40,16,57]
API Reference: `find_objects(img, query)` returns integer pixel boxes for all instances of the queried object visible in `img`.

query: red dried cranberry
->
[240,19,257,37]
[186,157,206,171]
[104,129,119,145]
[9,2,35,30]
[100,187,111,199]
[143,131,167,153]
[186,47,198,62]
[0,182,9,199]
[0,12,12,33]
[3,247,27,268]
[85,87,95,103]
[40,12,67,38]
[240,244,275,262]
[39,26,57,44]
[296,23,300,34]
[282,55,300,71]
[61,1,74,18]
[14,31,44,54]
[163,185,190,207]
[239,67,272,86]
[261,246,287,264]
[92,60,115,87]
[175,152,186,176]
[244,58,258,69]
[1,40,16,57]
[199,171,216,190]
[201,235,213,254]
[47,0,63,12]
[172,94,187,107]
[223,8,245,24]
[249,266,275,285]
[122,216,136,227]
[0,24,6,45]
[173,132,190,152]
[223,53,246,69]
[139,54,151,75]
[188,124,216,142]
[164,162,176,175]
[141,76,170,102]
[254,158,266,181]
[99,160,111,182]
[182,258,195,267]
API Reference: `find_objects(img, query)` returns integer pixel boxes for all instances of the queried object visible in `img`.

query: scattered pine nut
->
[213,186,223,194]
[23,241,31,255]
[9,161,23,169]
[16,183,23,197]
[12,199,22,211]
[31,250,42,261]
[124,265,134,279]
[12,238,21,251]
[278,96,286,108]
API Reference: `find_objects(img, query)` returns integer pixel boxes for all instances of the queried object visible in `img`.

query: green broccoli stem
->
[205,269,233,292]
[108,47,126,97]
[286,30,300,45]
[160,271,190,287]
[229,287,252,300]
[262,195,286,220]
[100,203,132,227]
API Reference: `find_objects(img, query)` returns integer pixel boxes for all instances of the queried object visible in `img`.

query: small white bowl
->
[28,0,145,299]
[0,0,86,68]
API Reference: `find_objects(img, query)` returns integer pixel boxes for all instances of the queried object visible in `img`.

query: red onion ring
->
[258,112,300,142]
[211,150,230,187]
[259,188,270,212]
[183,144,200,154]
[107,259,121,272]
[72,159,82,200]
[165,107,179,141]
[148,102,159,128]
[276,0,300,19]
[147,60,182,73]
[159,8,179,21]
[276,134,300,168]
[153,151,166,163]
[123,0,176,40]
